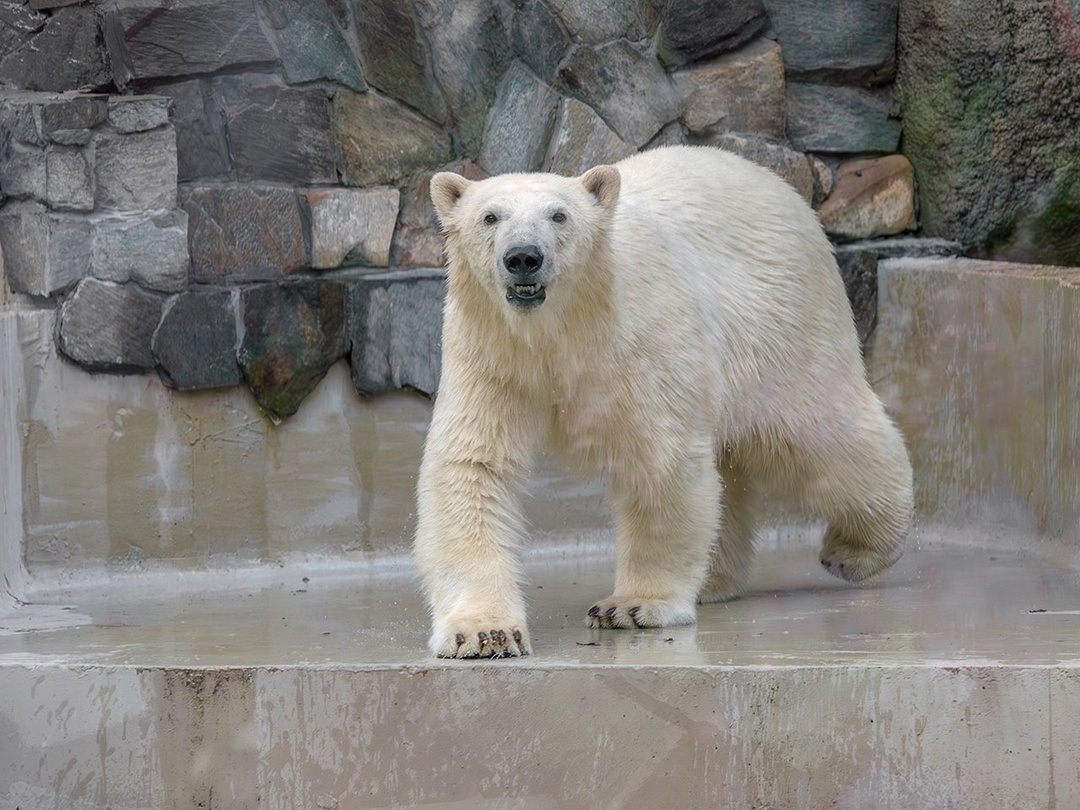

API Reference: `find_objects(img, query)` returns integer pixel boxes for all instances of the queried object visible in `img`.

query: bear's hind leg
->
[795,401,914,583]
[698,453,759,603]
[588,447,720,628]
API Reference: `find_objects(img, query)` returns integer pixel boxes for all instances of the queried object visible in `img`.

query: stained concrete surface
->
[2,534,1078,809]
[0,304,611,596]
[871,257,1080,539]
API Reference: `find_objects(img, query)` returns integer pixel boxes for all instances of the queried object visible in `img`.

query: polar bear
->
[415,145,913,659]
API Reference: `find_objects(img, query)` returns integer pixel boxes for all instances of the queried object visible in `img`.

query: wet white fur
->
[416,145,913,658]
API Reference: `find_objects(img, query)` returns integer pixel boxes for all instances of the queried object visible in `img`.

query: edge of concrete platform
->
[880,255,1080,283]
[3,659,1078,810]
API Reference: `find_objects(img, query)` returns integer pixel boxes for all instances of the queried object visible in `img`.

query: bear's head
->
[429,165,620,314]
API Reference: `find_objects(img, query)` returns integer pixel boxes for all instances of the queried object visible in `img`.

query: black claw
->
[588,606,600,617]
[477,631,489,645]
[455,633,466,646]
[628,606,640,617]
[605,605,617,617]
[513,629,523,643]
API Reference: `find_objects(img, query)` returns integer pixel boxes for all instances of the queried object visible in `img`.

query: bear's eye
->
[551,211,567,223]
[483,212,498,225]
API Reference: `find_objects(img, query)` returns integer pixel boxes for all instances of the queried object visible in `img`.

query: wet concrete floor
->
[3,536,1077,670]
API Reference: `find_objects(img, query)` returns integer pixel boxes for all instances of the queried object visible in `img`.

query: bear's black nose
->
[503,245,544,277]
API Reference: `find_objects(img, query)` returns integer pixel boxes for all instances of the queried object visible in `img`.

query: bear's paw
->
[430,616,531,659]
[585,597,696,629]
[819,542,904,583]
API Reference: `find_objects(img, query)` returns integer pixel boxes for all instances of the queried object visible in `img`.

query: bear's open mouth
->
[506,284,546,307]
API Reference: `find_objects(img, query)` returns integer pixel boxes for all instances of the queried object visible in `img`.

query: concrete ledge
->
[2,544,1077,809]
[870,257,1080,544]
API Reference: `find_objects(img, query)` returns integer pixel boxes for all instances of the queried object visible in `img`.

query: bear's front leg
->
[588,448,721,629]
[414,373,539,658]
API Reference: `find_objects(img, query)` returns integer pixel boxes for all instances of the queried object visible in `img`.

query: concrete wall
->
[0,303,611,599]
[3,662,1076,809]
[870,257,1080,548]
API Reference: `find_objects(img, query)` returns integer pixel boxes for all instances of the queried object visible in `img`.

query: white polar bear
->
[416,145,913,659]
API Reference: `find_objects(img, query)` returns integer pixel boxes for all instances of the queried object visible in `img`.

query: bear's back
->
[610,146,831,274]
[595,146,861,429]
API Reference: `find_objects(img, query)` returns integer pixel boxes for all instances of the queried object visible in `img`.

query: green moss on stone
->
[1031,162,1080,266]
[899,68,961,237]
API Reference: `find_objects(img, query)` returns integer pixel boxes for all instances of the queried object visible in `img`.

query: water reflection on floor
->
[3,537,1077,669]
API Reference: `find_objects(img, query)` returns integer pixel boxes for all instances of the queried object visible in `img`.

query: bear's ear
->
[579,165,620,210]
[429,172,473,224]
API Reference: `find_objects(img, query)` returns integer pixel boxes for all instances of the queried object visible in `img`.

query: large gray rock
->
[259,0,365,90]
[479,62,560,175]
[91,210,191,292]
[301,187,400,269]
[103,0,275,87]
[545,0,663,45]
[763,0,898,85]
[44,128,92,147]
[1,95,112,205]
[346,268,445,397]
[0,201,191,295]
[0,91,48,147]
[351,0,446,125]
[897,0,1080,264]
[57,278,163,373]
[509,0,570,84]
[93,126,179,210]
[0,201,91,295]
[153,80,231,181]
[40,95,108,133]
[544,98,635,177]
[705,133,815,205]
[0,141,46,200]
[238,281,347,420]
[556,40,681,148]
[45,144,94,212]
[656,0,767,68]
[0,5,111,91]
[332,91,453,186]
[416,0,513,154]
[153,288,240,390]
[786,82,901,154]
[215,76,335,185]
[29,0,85,8]
[106,96,172,134]
[390,160,486,268]
[642,120,688,151]
[674,39,785,138]
[0,3,47,69]
[181,184,307,283]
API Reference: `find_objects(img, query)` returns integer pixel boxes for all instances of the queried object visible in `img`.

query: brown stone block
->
[332,92,453,187]
[819,155,916,241]
[301,187,400,270]
[674,39,786,139]
[181,184,307,283]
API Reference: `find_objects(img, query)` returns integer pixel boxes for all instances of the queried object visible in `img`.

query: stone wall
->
[897,0,1080,265]
[0,0,999,419]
